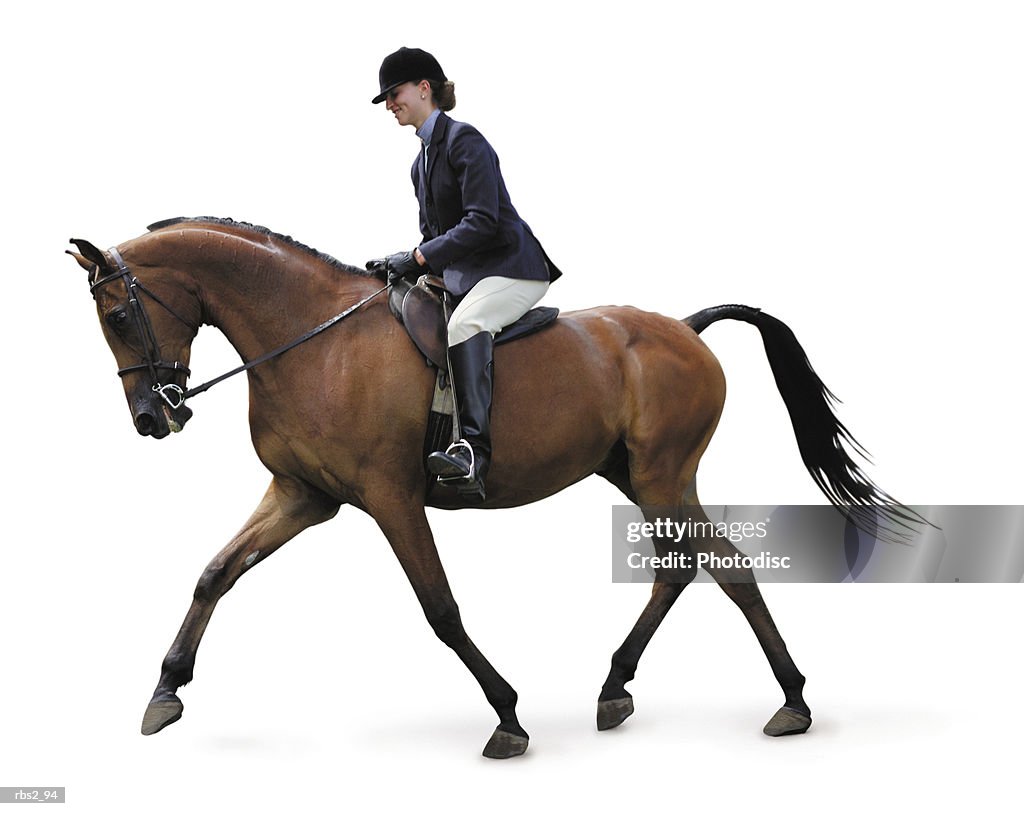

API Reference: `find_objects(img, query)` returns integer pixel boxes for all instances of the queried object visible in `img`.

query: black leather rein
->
[91,247,390,410]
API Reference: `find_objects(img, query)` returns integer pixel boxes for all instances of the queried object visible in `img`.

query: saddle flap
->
[401,283,449,369]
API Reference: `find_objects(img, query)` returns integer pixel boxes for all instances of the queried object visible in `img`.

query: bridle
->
[90,247,391,411]
[90,247,195,409]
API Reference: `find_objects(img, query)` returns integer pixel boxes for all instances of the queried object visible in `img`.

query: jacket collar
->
[430,110,450,148]
[424,111,450,185]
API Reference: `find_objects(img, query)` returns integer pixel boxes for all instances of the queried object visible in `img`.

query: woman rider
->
[367,47,561,500]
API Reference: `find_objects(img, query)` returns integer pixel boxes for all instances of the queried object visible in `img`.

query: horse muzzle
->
[132,392,193,438]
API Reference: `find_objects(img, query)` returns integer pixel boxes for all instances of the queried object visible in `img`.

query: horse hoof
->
[763,706,811,737]
[597,697,634,731]
[482,727,529,759]
[141,694,184,736]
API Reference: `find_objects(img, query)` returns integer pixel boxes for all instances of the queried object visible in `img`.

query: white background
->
[2,1,1022,813]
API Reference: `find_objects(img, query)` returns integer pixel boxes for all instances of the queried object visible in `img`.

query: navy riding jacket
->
[413,112,561,297]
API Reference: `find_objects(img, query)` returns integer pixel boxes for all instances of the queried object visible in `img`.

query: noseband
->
[90,247,194,409]
[90,247,391,411]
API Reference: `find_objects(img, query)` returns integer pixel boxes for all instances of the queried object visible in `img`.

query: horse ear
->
[66,249,94,273]
[68,238,109,271]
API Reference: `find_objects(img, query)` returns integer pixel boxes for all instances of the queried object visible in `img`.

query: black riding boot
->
[427,331,494,499]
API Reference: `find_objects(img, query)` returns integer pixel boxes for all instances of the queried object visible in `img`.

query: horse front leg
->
[371,501,528,759]
[141,476,339,735]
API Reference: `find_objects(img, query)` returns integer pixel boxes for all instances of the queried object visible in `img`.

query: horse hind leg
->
[597,458,697,730]
[684,497,812,736]
[598,554,695,731]
[599,463,810,738]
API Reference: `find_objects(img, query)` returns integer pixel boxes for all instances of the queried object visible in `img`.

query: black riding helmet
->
[372,47,447,104]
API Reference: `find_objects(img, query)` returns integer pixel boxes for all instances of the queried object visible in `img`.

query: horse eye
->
[108,310,128,327]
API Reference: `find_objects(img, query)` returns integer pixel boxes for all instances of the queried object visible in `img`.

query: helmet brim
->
[371,80,405,104]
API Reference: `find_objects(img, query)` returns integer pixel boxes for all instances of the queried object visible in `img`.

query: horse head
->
[68,237,198,438]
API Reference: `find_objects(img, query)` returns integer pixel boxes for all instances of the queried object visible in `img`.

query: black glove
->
[365,250,422,283]
[365,256,389,278]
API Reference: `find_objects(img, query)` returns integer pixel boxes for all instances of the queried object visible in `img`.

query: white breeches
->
[447,276,550,346]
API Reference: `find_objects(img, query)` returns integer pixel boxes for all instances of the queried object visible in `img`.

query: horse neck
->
[140,226,376,362]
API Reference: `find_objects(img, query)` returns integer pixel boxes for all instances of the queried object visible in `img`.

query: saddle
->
[387,274,559,371]
[386,274,559,482]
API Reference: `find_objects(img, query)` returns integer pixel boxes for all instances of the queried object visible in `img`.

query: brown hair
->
[428,79,456,112]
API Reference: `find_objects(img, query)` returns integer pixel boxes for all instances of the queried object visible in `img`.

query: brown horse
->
[68,217,916,758]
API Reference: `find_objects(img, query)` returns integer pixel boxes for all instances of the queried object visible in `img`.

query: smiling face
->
[384,80,435,129]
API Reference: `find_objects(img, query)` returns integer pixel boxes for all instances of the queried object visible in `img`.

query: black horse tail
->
[683,304,926,542]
